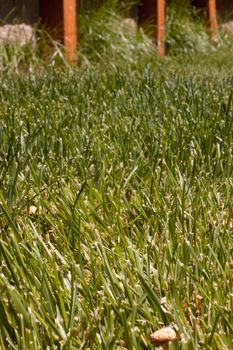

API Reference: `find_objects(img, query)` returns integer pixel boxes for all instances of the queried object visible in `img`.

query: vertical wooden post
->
[208,0,217,41]
[139,0,165,56]
[63,0,77,62]
[157,0,165,55]
[40,0,77,62]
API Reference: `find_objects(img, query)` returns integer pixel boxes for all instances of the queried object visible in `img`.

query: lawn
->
[0,3,233,350]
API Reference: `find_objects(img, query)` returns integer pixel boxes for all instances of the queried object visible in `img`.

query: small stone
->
[28,205,37,215]
[151,326,177,346]
[221,21,233,33]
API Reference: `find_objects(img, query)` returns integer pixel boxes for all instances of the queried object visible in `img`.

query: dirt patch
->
[0,24,35,45]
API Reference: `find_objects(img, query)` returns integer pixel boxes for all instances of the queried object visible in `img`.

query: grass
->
[0,2,233,350]
[1,0,233,72]
[0,63,232,349]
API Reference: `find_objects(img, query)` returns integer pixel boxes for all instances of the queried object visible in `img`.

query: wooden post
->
[192,0,218,40]
[139,0,165,56]
[157,0,165,55]
[63,0,77,62]
[208,0,217,41]
[40,0,77,62]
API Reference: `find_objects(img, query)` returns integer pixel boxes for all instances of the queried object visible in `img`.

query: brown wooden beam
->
[139,0,217,55]
[63,0,77,62]
[40,0,77,62]
[208,0,217,41]
[157,0,165,55]
[192,0,217,41]
[139,0,165,55]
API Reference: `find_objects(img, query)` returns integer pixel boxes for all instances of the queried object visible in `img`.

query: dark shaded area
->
[39,0,64,42]
[216,0,233,20]
[192,0,233,19]
[0,0,65,43]
[0,0,39,24]
[138,0,157,26]
[0,0,232,27]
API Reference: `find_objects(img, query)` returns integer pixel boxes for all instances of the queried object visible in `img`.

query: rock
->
[28,205,37,215]
[0,24,35,45]
[151,325,177,348]
[221,21,233,33]
[121,18,137,34]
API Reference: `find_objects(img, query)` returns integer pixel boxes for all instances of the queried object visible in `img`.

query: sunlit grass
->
[0,63,232,349]
[0,1,233,349]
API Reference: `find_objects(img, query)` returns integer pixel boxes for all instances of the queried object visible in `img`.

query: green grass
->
[0,63,232,349]
[0,2,233,349]
[1,0,233,73]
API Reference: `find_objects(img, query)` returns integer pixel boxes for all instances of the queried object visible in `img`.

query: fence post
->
[63,0,77,62]
[40,0,77,62]
[139,0,165,55]
[157,0,165,55]
[208,0,217,41]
